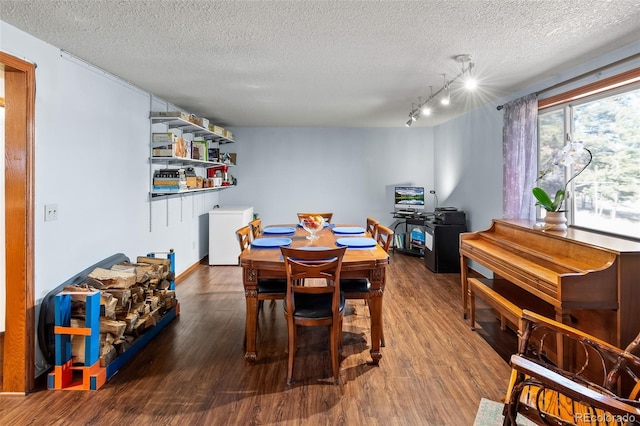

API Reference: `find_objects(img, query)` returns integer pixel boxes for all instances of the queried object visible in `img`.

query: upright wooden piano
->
[460,219,640,358]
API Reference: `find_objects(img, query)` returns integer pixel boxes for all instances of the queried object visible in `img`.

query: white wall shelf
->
[150,185,236,198]
[149,116,235,144]
[149,111,238,201]
[151,156,235,168]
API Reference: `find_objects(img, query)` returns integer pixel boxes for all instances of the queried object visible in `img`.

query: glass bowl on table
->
[300,215,325,240]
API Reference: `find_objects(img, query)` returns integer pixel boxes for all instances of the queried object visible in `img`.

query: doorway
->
[1,51,35,394]
[1,69,4,390]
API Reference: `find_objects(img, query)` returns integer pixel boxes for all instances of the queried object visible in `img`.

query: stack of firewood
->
[63,256,178,367]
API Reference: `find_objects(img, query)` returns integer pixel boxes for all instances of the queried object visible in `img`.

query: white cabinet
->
[209,206,254,265]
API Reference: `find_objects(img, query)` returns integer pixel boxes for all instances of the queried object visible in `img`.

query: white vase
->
[544,211,567,231]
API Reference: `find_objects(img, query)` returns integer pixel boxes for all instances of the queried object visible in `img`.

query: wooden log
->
[71,334,85,365]
[145,295,160,311]
[64,284,96,294]
[113,336,131,355]
[110,263,135,272]
[88,267,136,289]
[103,288,131,307]
[130,286,145,304]
[102,296,118,319]
[131,317,148,337]
[100,344,117,367]
[100,318,127,338]
[136,256,171,267]
[132,302,149,316]
[113,262,164,282]
[122,311,139,333]
[136,256,170,276]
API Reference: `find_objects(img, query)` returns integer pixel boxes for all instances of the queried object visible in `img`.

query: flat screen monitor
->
[394,186,425,211]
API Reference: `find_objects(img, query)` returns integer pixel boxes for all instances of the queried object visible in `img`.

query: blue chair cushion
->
[340,278,370,293]
[257,278,287,294]
[288,292,345,319]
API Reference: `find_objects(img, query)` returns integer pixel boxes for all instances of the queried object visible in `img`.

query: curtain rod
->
[496,51,640,110]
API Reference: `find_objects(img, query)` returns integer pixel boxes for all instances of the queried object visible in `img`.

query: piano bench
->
[468,278,555,335]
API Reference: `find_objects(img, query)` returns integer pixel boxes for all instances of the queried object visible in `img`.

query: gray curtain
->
[502,93,538,220]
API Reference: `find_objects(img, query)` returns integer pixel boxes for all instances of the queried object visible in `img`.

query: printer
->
[433,207,466,225]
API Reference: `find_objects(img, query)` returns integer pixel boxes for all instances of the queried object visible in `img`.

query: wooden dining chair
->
[341,223,393,347]
[249,218,262,241]
[235,226,252,255]
[366,217,379,239]
[280,246,347,385]
[236,225,286,313]
[296,212,333,223]
[375,224,394,252]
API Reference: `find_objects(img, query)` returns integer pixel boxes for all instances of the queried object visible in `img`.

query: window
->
[538,77,640,239]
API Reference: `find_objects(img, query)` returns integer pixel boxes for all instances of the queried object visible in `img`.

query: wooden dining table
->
[239,223,390,364]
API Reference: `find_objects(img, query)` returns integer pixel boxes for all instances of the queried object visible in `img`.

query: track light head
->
[464,77,477,91]
[440,75,450,106]
[405,119,413,127]
[456,54,477,91]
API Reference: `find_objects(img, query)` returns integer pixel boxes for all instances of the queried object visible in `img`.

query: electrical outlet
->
[44,204,58,221]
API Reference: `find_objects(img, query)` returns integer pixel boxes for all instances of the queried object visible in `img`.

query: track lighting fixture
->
[405,113,413,127]
[405,54,477,125]
[421,87,433,116]
[440,75,450,106]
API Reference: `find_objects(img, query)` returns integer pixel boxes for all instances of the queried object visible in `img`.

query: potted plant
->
[532,140,592,230]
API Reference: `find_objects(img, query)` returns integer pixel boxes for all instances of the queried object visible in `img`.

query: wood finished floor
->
[0,253,516,425]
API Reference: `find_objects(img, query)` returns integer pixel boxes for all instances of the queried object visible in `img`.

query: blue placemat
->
[251,237,292,248]
[332,226,366,235]
[263,226,296,235]
[335,237,377,248]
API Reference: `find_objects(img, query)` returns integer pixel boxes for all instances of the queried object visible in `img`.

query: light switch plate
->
[45,204,58,221]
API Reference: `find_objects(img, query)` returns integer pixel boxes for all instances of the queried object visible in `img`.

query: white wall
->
[1,21,220,374]
[433,104,503,232]
[219,127,434,228]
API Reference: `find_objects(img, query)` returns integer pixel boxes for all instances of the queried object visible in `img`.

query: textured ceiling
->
[1,0,639,127]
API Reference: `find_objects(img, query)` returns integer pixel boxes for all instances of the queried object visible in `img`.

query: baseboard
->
[175,255,208,284]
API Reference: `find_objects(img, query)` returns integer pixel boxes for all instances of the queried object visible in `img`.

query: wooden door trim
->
[2,51,35,394]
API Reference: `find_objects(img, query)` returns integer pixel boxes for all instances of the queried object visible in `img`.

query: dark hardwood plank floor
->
[0,253,516,425]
